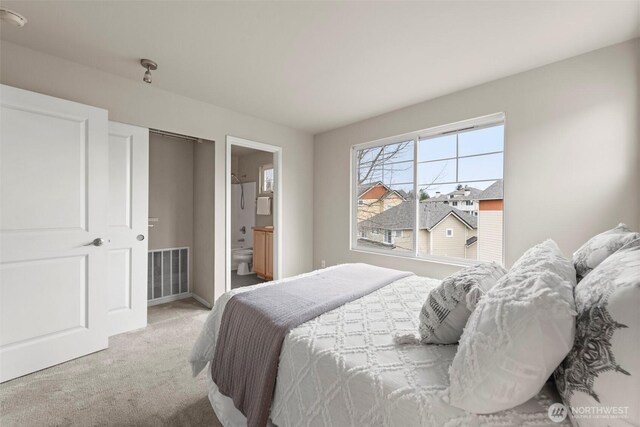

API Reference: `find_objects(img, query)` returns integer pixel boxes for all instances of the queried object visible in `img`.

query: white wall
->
[314,39,640,278]
[1,41,314,305]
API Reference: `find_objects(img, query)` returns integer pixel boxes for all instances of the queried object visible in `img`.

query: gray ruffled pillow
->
[573,223,639,282]
[418,262,506,344]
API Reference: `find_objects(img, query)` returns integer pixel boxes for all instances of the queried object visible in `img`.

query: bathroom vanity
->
[253,226,273,280]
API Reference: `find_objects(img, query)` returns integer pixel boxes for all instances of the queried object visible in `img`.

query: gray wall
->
[148,133,214,304]
[193,142,215,303]
[148,134,194,252]
[147,133,197,294]
[313,39,640,278]
[1,40,314,305]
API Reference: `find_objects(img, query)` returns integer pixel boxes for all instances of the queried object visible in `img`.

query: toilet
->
[232,247,254,275]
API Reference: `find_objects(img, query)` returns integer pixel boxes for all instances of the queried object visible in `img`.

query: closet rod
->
[149,128,213,143]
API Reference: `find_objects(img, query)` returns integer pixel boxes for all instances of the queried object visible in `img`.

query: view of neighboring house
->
[476,180,504,264]
[356,180,503,263]
[427,185,483,216]
[358,200,479,260]
[357,181,407,222]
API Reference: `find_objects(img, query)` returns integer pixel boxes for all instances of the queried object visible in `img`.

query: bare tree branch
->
[357,142,412,185]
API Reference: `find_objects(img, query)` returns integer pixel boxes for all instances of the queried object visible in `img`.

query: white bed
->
[191,268,569,427]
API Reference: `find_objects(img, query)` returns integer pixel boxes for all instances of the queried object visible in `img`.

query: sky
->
[358,124,504,196]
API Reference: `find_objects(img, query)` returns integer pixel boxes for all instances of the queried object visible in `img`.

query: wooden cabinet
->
[265,232,273,279]
[253,229,266,278]
[253,227,273,280]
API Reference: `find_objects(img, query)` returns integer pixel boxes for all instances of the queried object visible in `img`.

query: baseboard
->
[191,292,212,309]
[147,293,192,307]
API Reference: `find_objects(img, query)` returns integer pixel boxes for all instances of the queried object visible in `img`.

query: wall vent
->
[147,247,189,301]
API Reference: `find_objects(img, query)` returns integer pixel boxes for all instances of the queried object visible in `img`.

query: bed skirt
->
[207,366,277,427]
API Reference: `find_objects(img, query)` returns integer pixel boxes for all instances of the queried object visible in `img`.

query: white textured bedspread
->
[191,267,569,427]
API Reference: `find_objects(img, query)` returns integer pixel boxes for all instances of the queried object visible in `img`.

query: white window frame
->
[350,112,505,267]
[446,228,454,237]
[260,163,274,194]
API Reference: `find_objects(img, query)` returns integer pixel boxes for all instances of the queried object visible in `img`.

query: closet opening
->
[147,129,214,316]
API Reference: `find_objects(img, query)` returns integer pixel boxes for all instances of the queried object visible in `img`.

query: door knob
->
[85,238,106,247]
[137,234,145,241]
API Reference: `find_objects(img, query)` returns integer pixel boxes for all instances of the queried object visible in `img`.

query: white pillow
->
[555,238,640,426]
[510,239,576,283]
[573,223,639,282]
[419,262,506,344]
[448,240,577,413]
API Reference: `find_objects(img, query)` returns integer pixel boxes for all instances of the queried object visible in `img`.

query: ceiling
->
[1,1,638,134]
[231,145,264,158]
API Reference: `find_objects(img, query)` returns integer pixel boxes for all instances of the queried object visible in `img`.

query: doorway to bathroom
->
[226,136,282,291]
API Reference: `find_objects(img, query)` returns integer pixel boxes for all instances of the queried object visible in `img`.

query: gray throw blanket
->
[211,263,413,427]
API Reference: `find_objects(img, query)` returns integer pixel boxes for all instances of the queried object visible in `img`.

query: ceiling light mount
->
[140,59,158,84]
[0,8,27,27]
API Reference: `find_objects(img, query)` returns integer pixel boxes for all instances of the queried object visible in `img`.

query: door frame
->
[225,136,282,292]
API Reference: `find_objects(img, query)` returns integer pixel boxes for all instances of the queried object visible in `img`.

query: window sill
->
[350,245,482,268]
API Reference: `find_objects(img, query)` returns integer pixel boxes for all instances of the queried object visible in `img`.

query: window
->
[260,164,274,193]
[353,113,504,264]
[354,139,415,253]
[382,230,402,244]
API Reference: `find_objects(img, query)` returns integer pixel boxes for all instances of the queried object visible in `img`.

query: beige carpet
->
[0,298,223,427]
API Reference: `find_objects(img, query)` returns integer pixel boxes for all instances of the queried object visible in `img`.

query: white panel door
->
[0,84,109,382]
[107,122,148,336]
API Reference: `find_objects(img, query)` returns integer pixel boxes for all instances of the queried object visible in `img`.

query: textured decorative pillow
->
[510,239,577,282]
[418,262,506,344]
[448,240,577,413]
[555,238,640,427]
[573,223,639,282]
